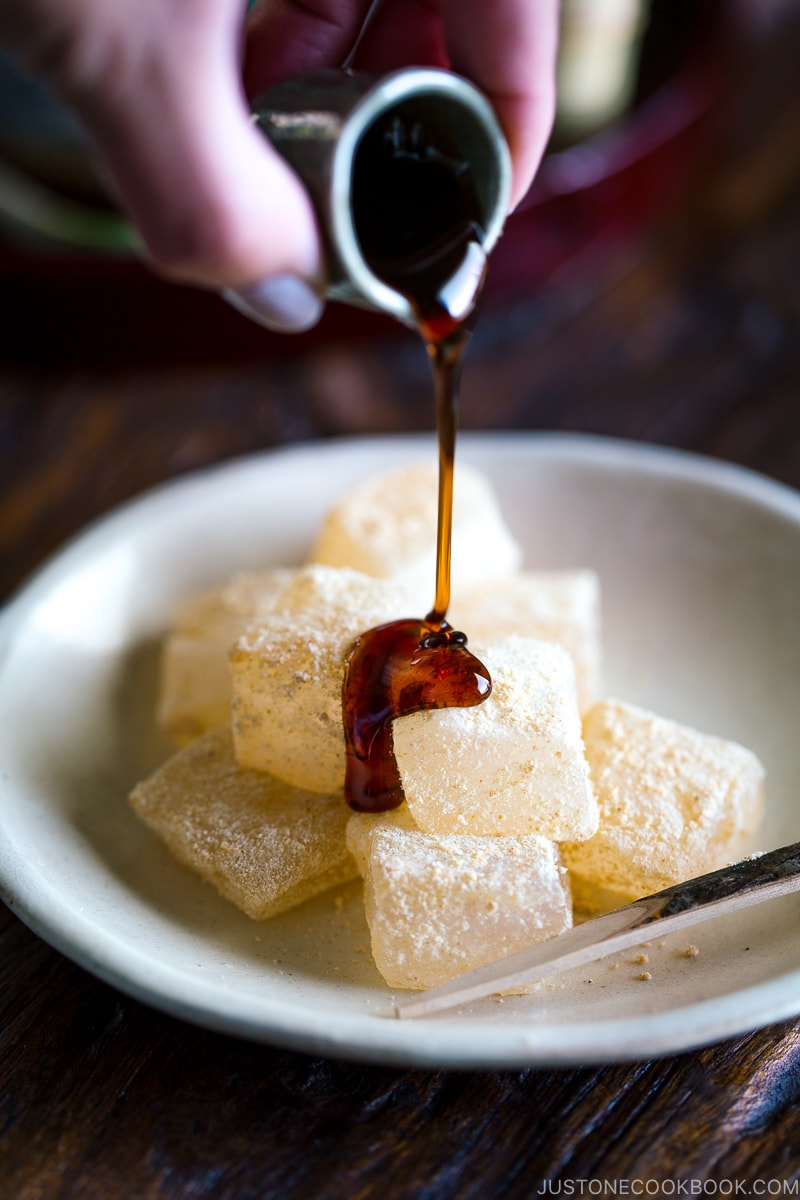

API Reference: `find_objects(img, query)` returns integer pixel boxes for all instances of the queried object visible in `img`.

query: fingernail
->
[223,275,324,333]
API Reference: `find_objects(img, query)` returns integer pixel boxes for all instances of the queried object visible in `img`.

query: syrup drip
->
[342,111,493,812]
[343,618,491,812]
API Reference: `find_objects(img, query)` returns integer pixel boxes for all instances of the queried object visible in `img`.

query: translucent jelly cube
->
[362,825,572,990]
[158,568,293,744]
[309,460,521,607]
[394,635,598,840]
[562,700,766,914]
[448,570,602,712]
[231,565,416,792]
[130,726,357,920]
[346,807,419,877]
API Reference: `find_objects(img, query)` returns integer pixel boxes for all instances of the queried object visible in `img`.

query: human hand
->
[0,0,559,332]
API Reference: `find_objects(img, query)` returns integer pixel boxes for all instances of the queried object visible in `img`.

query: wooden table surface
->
[2,13,800,1195]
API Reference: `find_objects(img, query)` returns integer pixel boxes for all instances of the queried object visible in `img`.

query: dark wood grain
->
[3,13,800,1196]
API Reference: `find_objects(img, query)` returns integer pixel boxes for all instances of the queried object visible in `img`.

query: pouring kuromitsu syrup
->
[251,67,513,812]
[342,109,494,812]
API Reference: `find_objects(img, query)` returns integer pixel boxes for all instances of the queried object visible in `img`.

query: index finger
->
[442,0,559,209]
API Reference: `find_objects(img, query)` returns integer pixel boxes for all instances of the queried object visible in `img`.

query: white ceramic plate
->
[1,433,799,1068]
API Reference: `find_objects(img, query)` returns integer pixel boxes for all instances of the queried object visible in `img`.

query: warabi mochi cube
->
[394,635,598,840]
[346,807,419,877]
[231,565,416,793]
[562,699,766,913]
[362,825,572,990]
[129,727,357,920]
[157,568,294,744]
[309,460,522,608]
[449,570,602,712]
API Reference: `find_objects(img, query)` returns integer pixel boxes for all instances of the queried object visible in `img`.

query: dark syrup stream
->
[342,114,493,812]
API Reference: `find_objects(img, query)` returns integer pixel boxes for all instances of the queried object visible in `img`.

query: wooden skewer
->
[394,841,800,1020]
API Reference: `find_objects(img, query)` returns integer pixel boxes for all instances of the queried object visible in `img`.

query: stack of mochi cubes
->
[131,460,764,992]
